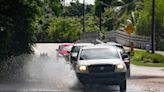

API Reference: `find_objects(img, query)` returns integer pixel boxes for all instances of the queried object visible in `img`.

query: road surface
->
[0,43,164,92]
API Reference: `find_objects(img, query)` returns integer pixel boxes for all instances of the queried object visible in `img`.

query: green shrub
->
[143,58,152,63]
[132,51,144,61]
[132,51,164,64]
[151,54,163,63]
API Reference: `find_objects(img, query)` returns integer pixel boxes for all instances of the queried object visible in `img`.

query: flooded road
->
[0,43,164,92]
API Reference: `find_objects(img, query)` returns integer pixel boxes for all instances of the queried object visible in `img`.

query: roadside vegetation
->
[131,51,164,67]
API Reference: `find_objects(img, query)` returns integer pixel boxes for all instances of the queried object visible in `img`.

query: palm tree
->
[102,0,141,30]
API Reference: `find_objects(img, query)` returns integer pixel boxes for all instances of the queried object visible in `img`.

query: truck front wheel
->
[119,80,126,91]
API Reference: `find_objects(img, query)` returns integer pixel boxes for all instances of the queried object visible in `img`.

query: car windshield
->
[80,48,120,60]
[62,46,72,51]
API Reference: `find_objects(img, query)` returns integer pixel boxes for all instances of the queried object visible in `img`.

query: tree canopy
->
[0,0,63,60]
[0,0,164,61]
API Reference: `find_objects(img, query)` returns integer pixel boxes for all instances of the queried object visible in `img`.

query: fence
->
[79,30,152,49]
[105,30,151,49]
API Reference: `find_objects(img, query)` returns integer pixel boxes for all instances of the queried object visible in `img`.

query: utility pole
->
[64,0,66,30]
[61,0,66,31]
[98,1,111,33]
[83,0,85,32]
[98,1,112,32]
[151,0,155,53]
[98,1,102,40]
[99,1,102,32]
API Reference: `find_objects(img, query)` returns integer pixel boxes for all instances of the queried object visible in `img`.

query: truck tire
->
[120,80,126,91]
[126,68,130,78]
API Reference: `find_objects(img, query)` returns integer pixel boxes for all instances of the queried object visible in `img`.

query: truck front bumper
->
[76,72,126,85]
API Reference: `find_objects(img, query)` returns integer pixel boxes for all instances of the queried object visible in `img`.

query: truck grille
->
[88,64,115,73]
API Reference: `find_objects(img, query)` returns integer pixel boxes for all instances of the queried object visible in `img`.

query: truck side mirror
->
[122,53,129,60]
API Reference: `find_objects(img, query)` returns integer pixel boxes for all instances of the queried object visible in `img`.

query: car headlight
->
[78,65,88,73]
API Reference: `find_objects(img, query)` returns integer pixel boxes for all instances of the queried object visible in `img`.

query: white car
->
[74,46,127,91]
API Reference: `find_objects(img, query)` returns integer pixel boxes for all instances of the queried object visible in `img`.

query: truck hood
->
[78,59,124,66]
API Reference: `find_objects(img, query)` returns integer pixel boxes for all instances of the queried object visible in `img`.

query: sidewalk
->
[156,51,164,56]
[131,64,164,77]
[124,46,164,56]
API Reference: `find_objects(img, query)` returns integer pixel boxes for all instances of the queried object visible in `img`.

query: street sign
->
[125,24,134,35]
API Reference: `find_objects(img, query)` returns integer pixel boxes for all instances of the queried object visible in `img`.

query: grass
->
[131,51,164,67]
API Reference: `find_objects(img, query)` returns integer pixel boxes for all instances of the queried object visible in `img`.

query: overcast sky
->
[65,0,95,5]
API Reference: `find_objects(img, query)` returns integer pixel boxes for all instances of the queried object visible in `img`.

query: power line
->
[100,0,138,8]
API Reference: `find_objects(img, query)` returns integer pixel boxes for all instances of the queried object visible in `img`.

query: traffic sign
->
[125,24,134,35]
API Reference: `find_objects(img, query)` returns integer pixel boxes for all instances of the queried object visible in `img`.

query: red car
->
[56,43,73,57]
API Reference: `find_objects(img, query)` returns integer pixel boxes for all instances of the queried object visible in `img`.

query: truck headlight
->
[79,65,88,73]
[115,64,125,72]
[116,64,124,69]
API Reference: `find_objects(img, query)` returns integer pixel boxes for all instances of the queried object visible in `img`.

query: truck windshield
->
[80,48,120,60]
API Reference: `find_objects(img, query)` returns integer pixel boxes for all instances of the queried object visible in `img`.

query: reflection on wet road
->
[0,43,163,92]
